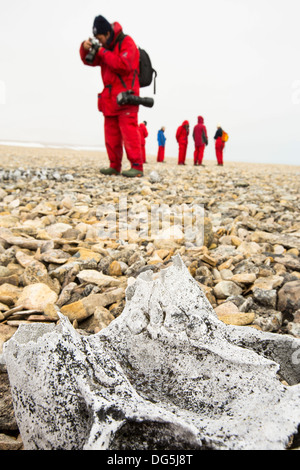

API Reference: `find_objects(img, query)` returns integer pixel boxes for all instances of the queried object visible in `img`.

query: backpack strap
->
[131,69,138,89]
[116,33,139,91]
[153,69,157,94]
[114,33,128,89]
[116,32,127,50]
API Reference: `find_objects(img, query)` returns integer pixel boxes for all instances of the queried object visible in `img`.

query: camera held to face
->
[117,90,154,108]
[85,38,100,64]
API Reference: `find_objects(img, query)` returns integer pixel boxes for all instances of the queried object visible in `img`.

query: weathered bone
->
[4,255,300,450]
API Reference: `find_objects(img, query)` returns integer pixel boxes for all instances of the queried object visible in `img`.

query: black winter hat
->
[93,15,112,36]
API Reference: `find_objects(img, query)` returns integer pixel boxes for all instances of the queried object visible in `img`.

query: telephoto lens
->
[139,97,154,108]
[117,91,154,108]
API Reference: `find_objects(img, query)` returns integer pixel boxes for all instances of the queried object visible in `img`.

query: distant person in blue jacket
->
[157,127,166,162]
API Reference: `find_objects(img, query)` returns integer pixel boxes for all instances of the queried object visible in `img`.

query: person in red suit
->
[192,116,208,166]
[138,121,148,163]
[176,120,189,165]
[80,15,143,177]
[214,125,225,166]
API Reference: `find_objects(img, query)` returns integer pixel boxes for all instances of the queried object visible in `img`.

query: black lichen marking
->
[97,405,126,423]
[109,419,210,450]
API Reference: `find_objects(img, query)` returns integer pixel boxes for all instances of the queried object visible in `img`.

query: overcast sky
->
[0,0,300,165]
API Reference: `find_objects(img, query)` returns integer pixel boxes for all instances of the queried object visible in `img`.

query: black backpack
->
[138,48,157,93]
[117,34,157,94]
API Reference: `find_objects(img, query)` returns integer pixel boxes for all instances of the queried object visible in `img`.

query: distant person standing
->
[193,116,208,166]
[157,126,166,162]
[176,120,189,165]
[214,125,228,166]
[139,121,148,163]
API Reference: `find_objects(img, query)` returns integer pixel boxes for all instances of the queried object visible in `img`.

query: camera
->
[85,38,100,64]
[117,90,154,108]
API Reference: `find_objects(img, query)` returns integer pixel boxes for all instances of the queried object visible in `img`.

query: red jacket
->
[176,121,189,144]
[80,22,140,116]
[193,116,208,147]
[139,123,148,145]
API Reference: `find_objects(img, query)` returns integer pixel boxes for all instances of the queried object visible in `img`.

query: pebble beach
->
[0,143,300,449]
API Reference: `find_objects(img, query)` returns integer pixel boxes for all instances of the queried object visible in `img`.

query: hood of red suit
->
[106,22,123,48]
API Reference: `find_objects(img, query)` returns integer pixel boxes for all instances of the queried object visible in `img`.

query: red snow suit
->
[157,146,165,162]
[176,120,189,165]
[214,127,225,165]
[193,116,208,165]
[80,22,143,172]
[215,138,225,165]
[138,122,148,163]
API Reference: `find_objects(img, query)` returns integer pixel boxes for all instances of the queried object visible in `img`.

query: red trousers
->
[178,143,187,164]
[157,145,165,162]
[104,112,143,172]
[215,138,225,165]
[194,145,205,165]
[141,144,146,163]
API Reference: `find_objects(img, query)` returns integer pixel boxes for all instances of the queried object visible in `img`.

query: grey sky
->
[0,0,300,165]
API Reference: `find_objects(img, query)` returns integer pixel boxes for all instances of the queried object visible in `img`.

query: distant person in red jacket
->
[214,125,226,166]
[80,15,143,177]
[176,120,189,165]
[193,116,208,166]
[139,121,148,163]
